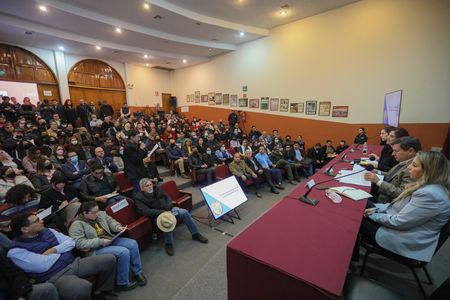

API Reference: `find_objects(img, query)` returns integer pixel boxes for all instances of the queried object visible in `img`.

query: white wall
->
[124,64,172,107]
[172,0,450,124]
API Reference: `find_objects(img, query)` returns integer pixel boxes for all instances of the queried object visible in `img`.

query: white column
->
[53,50,70,101]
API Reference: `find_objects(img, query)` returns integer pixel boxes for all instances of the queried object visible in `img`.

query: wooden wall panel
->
[37,84,60,102]
[68,59,125,90]
[69,87,125,117]
[0,43,58,85]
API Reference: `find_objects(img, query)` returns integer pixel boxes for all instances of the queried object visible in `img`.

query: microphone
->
[323,160,348,177]
[298,164,374,206]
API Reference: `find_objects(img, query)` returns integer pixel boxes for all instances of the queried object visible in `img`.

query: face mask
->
[119,149,124,155]
[275,139,279,143]
[220,147,225,151]
[147,188,153,194]
[56,149,64,155]
[71,140,78,145]
[206,150,212,155]
[70,155,78,163]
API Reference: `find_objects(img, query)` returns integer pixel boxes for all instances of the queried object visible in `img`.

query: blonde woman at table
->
[356,151,450,262]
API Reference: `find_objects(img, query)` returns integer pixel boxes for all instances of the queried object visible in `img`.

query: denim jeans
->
[95,237,142,285]
[269,168,282,185]
[164,207,198,245]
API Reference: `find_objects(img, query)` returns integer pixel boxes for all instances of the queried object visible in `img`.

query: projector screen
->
[0,80,40,105]
[383,90,402,127]
[200,176,248,219]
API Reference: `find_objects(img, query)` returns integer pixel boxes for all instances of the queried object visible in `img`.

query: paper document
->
[336,165,383,187]
[103,192,119,199]
[37,207,52,220]
[329,186,373,201]
[147,144,159,157]
[111,226,128,241]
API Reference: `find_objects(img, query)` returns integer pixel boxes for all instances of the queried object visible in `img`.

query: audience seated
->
[69,201,147,291]
[229,153,261,198]
[188,145,216,185]
[8,212,118,300]
[254,146,284,189]
[134,178,208,256]
[0,166,34,199]
[61,150,90,189]
[269,146,300,184]
[80,162,121,210]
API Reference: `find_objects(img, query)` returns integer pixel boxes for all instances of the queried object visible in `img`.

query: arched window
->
[68,59,126,116]
[0,43,60,101]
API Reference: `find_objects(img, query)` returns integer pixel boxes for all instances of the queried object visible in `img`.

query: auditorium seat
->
[105,198,152,250]
[215,164,231,180]
[113,171,134,198]
[160,180,193,211]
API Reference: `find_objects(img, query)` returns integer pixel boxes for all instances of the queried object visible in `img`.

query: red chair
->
[215,164,231,180]
[113,171,134,197]
[160,180,193,211]
[105,198,152,250]
[227,148,236,156]
[190,168,206,186]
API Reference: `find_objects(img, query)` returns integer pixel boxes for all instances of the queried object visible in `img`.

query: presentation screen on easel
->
[200,176,248,219]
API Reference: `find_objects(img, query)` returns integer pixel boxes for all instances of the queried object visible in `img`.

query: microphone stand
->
[298,165,374,206]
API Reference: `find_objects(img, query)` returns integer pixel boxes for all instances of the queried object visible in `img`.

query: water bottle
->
[362,142,368,154]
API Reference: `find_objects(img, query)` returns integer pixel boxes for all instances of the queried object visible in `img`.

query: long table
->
[227,145,381,299]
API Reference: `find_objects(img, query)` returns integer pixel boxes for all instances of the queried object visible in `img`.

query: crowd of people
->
[0,95,448,299]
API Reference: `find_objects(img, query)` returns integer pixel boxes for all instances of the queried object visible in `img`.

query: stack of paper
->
[335,165,383,187]
[329,186,373,201]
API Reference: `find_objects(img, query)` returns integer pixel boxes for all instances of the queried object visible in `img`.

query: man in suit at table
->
[364,136,421,203]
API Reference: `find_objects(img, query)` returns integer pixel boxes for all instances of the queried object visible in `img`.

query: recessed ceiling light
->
[182,59,187,64]
[144,54,148,59]
[115,27,122,33]
[145,63,150,67]
[280,5,289,16]
[96,45,101,50]
[58,46,65,51]
[39,5,47,12]
[239,32,245,37]
[143,2,150,10]
[208,48,212,51]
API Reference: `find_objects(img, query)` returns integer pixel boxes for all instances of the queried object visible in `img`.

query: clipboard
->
[111,226,128,241]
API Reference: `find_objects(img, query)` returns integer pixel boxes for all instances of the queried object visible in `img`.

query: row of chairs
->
[108,172,193,249]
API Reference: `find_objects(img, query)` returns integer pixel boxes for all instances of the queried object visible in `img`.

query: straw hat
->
[156,211,177,232]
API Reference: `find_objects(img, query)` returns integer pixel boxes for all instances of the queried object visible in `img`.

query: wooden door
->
[69,87,126,117]
[162,93,171,114]
[37,84,60,103]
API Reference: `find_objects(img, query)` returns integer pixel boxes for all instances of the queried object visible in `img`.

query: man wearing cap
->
[134,178,208,256]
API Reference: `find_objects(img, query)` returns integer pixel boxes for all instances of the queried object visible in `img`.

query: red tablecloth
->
[227,145,382,299]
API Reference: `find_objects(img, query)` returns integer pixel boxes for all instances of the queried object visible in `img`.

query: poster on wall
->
[270,98,279,111]
[186,94,190,103]
[201,95,208,103]
[249,98,259,108]
[230,94,238,107]
[332,106,349,117]
[318,101,331,116]
[280,99,289,112]
[208,92,215,105]
[215,93,223,105]
[260,97,269,110]
[223,94,230,105]
[305,100,317,115]
[239,98,248,107]
[194,91,200,103]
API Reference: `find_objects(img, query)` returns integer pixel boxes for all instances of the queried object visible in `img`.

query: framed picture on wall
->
[332,106,349,117]
[270,98,279,111]
[297,102,304,113]
[215,93,223,105]
[186,95,190,103]
[230,94,238,107]
[280,99,289,112]
[290,103,298,113]
[305,101,317,115]
[194,91,200,103]
[201,95,208,103]
[249,98,259,108]
[319,101,331,116]
[223,94,230,105]
[190,94,194,104]
[260,97,269,110]
[239,98,248,107]
[208,92,215,105]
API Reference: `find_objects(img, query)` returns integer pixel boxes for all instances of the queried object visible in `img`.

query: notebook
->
[328,186,372,201]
